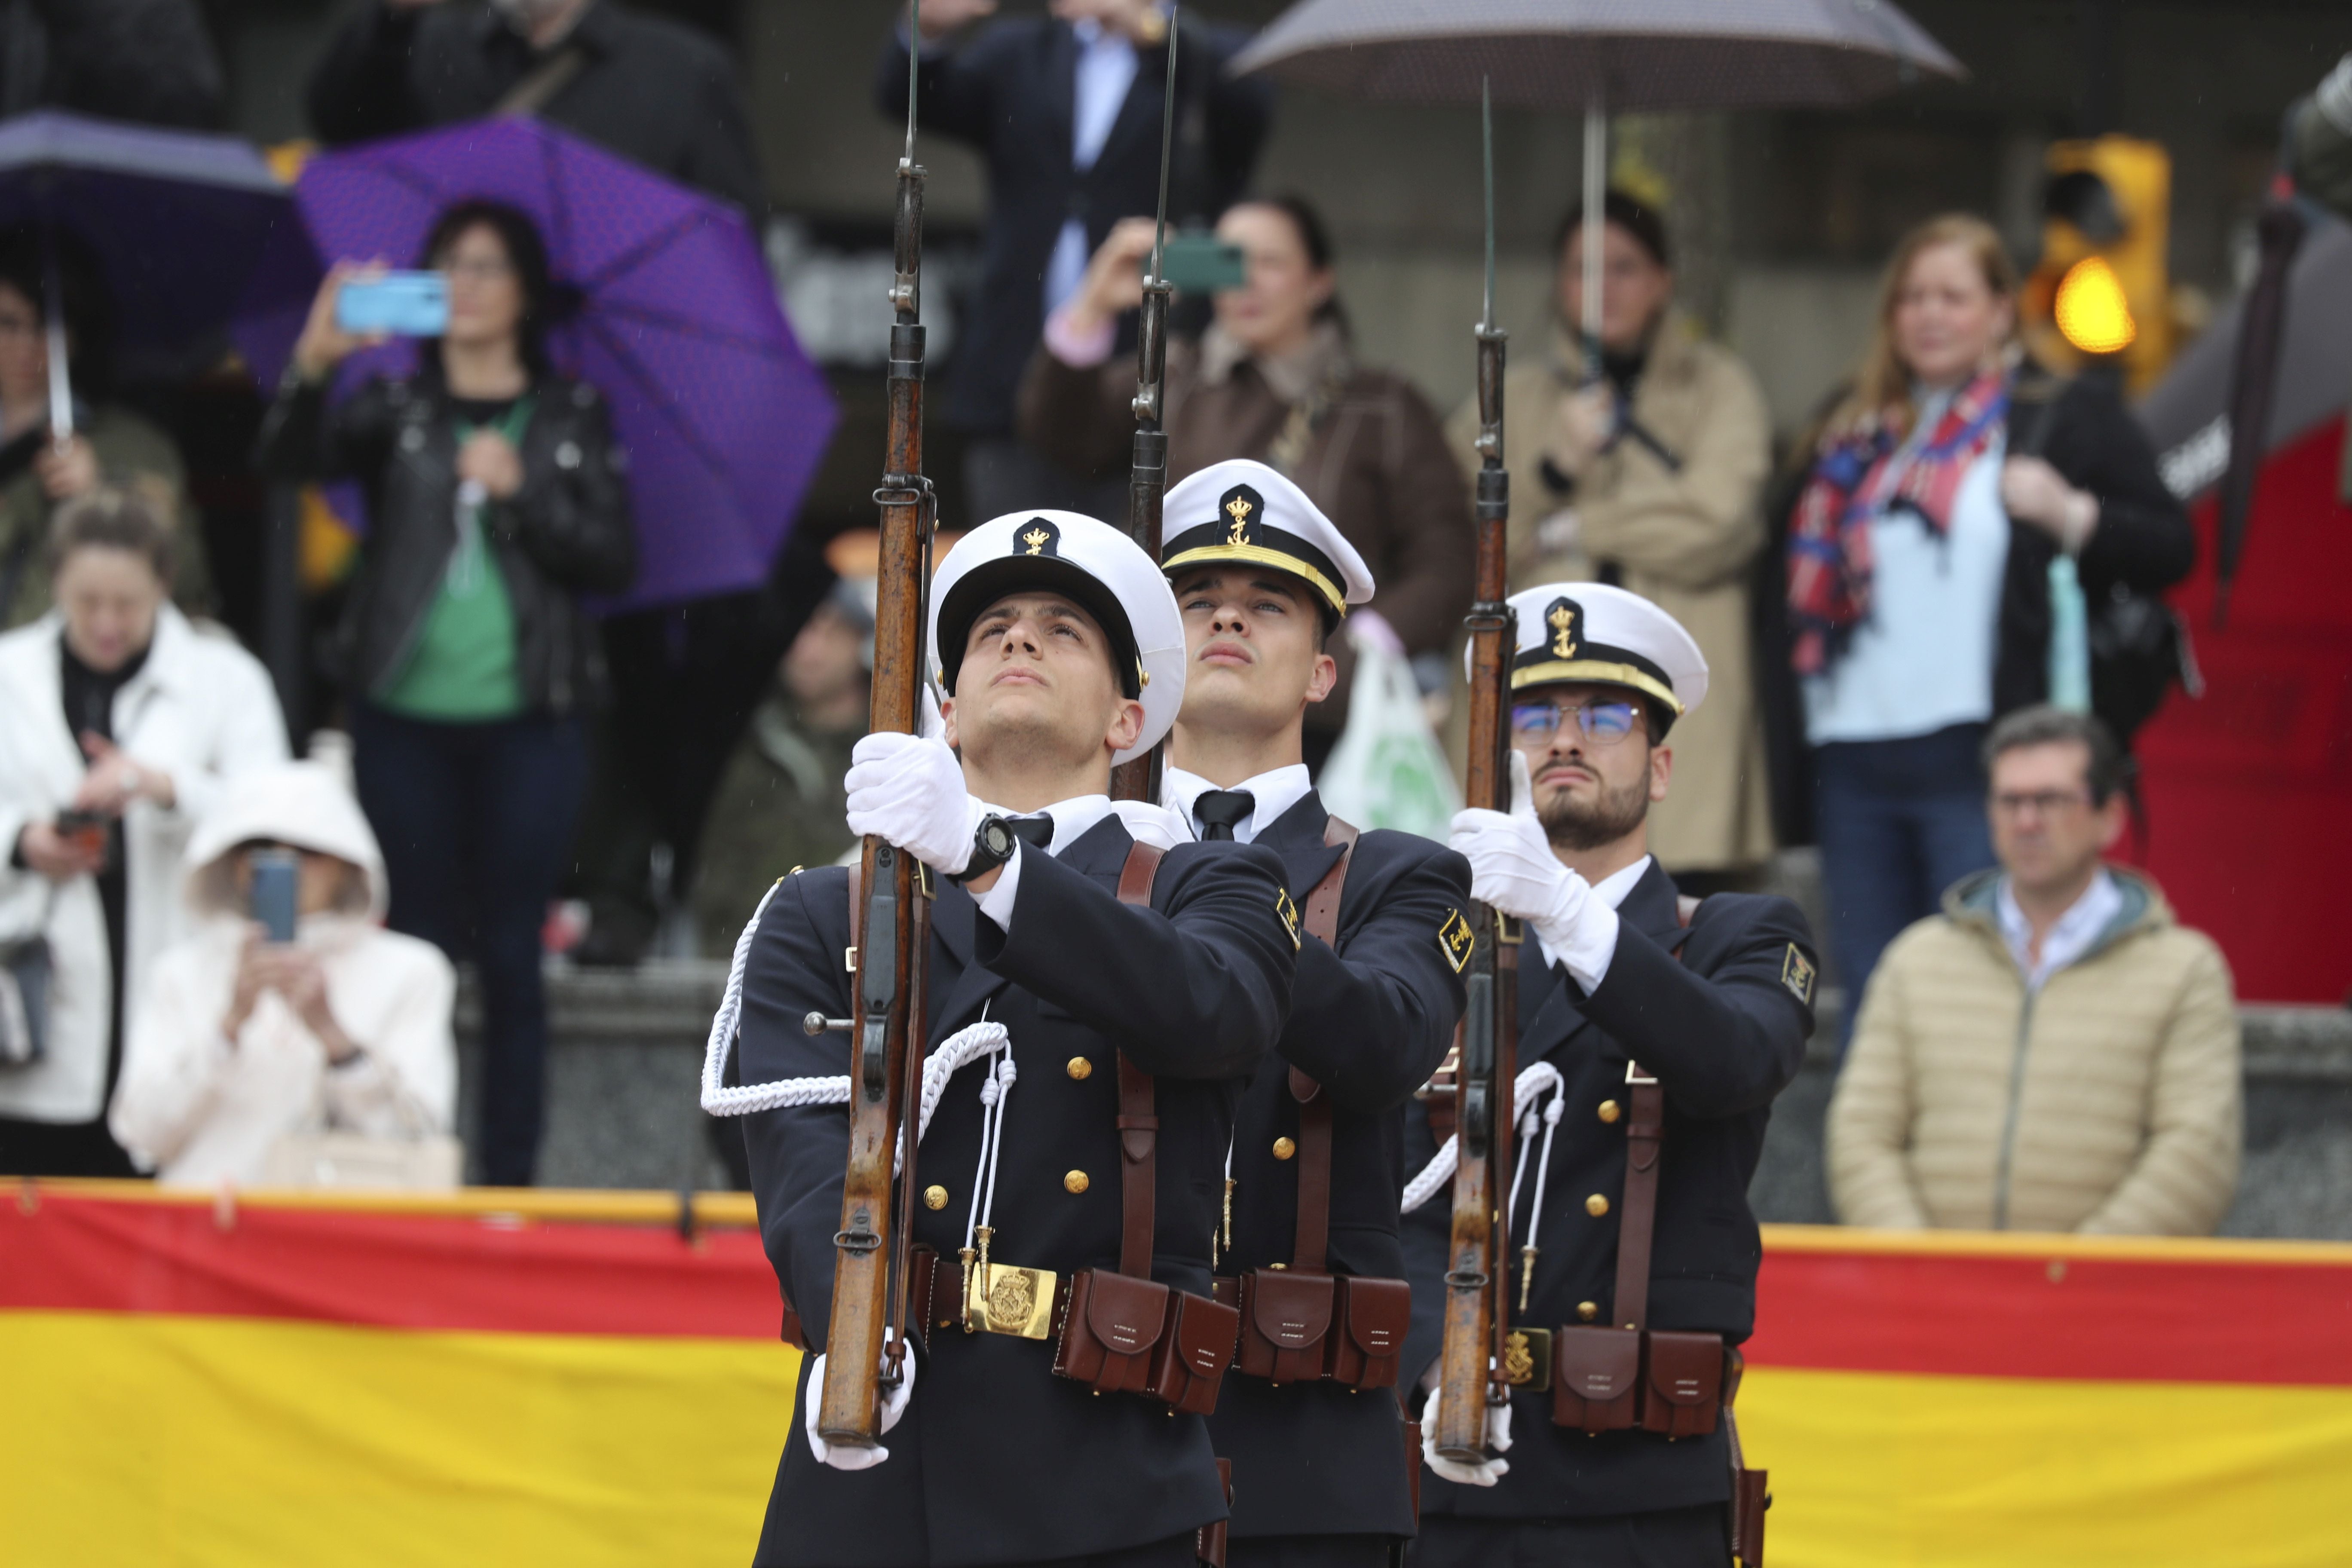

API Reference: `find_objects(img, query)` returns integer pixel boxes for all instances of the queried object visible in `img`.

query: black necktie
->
[1193,790,1256,842]
[1006,815,1056,850]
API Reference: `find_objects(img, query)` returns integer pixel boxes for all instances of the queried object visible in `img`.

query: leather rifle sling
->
[1285,816,1359,1270]
[1114,844,1168,1278]
[1608,895,1698,1332]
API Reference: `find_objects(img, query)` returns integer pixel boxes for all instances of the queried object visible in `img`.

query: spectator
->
[110,762,456,1188]
[0,0,224,129]
[0,227,210,633]
[256,201,635,1186]
[0,490,287,1176]
[1020,196,1473,768]
[306,0,763,218]
[1447,190,1773,887]
[1828,707,2241,1235]
[690,580,870,959]
[880,0,1273,522]
[1781,214,2192,1041]
[306,0,773,974]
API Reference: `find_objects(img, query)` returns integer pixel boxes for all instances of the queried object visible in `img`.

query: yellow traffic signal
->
[2022,136,2178,393]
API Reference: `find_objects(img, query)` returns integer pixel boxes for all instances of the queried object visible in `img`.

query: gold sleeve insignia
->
[1782,944,1817,1006]
[1438,908,1474,974]
[1274,888,1301,951]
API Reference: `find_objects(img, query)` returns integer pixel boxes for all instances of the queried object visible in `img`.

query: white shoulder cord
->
[1400,1060,1566,1215]
[698,876,1013,1175]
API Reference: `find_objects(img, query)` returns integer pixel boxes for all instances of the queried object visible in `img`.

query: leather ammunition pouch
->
[1216,824,1415,1395]
[1047,845,1240,1416]
[1551,1324,1643,1433]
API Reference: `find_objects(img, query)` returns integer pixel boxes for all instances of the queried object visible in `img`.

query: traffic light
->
[2021,136,2178,394]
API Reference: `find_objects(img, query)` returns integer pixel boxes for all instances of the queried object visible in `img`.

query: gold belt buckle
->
[1504,1325,1554,1392]
[974,1260,1058,1340]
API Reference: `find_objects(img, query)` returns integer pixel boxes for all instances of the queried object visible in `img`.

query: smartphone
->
[250,848,300,945]
[53,807,109,869]
[1158,233,1247,294]
[336,271,450,337]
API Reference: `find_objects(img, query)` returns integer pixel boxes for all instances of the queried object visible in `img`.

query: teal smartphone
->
[336,272,450,337]
[250,848,300,944]
[1158,234,1247,294]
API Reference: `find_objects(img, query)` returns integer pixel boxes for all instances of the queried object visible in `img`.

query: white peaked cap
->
[1159,457,1374,616]
[929,510,1187,766]
[1470,582,1710,731]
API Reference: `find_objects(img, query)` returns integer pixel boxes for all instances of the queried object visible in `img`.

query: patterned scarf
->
[1787,368,2009,674]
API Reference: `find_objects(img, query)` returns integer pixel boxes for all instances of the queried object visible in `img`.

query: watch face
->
[981,819,1014,859]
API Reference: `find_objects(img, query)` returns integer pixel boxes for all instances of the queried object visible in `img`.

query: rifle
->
[817,3,939,1450]
[1109,3,1181,806]
[1433,80,1521,1465]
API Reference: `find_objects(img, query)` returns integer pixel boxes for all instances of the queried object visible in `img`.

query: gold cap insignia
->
[1547,599,1579,659]
[1274,887,1301,950]
[1217,483,1262,547]
[1022,527,1050,554]
[1782,944,1817,1006]
[1015,516,1061,557]
[1438,908,1474,973]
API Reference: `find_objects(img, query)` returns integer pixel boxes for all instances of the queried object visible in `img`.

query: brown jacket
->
[1828,867,2242,1237]
[1448,314,1773,871]
[1019,322,1473,738]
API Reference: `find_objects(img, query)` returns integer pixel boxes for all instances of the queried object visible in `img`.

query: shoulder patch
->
[1782,944,1816,1006]
[1438,908,1474,974]
[1274,887,1301,951]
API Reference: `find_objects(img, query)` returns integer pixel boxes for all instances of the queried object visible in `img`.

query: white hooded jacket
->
[108,761,456,1185]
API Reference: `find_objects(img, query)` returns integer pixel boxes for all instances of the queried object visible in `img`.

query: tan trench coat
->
[1448,315,1773,872]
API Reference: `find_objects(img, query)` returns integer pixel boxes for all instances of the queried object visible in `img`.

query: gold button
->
[1064,1170,1090,1194]
[1597,1099,1621,1124]
[922,1185,949,1211]
[1066,1056,1093,1081]
[1272,1137,1297,1161]
[1585,1194,1610,1217]
[1577,1301,1599,1322]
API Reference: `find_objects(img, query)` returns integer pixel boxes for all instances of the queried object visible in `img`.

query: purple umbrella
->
[242,116,836,612]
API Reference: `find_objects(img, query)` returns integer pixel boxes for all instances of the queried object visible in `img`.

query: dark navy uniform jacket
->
[1208,792,1471,1542]
[737,816,1297,1568]
[1400,860,1816,1521]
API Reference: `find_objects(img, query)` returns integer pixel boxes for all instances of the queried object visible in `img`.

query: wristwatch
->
[956,815,1018,883]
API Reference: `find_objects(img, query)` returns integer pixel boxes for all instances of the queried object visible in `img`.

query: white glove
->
[802,1344,916,1471]
[1447,751,1590,950]
[1106,798,1188,851]
[1421,1383,1512,1488]
[845,731,985,874]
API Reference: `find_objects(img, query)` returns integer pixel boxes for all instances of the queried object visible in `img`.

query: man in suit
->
[876,0,1273,523]
[720,508,1299,1567]
[1155,459,1471,1566]
[1402,584,1817,1568]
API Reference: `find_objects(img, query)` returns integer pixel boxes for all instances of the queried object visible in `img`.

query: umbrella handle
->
[44,301,71,447]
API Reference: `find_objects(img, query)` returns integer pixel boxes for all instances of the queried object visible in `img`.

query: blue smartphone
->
[336,271,450,337]
[250,848,300,944]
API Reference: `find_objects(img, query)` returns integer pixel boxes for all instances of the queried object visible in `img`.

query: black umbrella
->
[1233,0,1963,357]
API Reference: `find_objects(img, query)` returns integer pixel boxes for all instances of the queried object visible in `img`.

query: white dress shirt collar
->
[995,793,1116,858]
[1997,867,2122,992]
[1162,763,1314,846]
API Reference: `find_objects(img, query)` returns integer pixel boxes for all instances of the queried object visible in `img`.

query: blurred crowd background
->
[0,0,2344,1220]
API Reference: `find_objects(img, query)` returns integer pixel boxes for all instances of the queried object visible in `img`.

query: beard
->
[1538,769,1651,851]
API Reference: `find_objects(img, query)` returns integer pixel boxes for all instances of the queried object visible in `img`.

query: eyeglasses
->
[1510,699,1643,747]
[1991,789,2092,818]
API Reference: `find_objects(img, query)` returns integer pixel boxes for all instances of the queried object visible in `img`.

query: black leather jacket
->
[257,366,636,715]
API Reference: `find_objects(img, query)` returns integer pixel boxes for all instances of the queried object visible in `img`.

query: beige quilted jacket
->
[1828,868,2242,1235]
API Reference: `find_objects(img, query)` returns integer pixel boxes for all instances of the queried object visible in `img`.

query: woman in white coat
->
[110,761,456,1187]
[0,491,287,1174]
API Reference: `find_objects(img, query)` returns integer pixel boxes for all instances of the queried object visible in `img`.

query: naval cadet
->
[722,511,1300,1568]
[1155,459,1472,1568]
[1401,584,1817,1568]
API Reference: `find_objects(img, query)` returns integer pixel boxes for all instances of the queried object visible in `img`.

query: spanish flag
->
[5,1186,2349,1566]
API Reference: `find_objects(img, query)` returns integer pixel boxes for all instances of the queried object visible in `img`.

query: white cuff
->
[1041,301,1116,368]
[973,840,1024,930]
[1535,895,1621,994]
[2317,52,2352,135]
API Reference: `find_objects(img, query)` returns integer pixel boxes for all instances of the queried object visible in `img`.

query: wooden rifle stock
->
[1434,323,1519,1462]
[820,148,936,1449]
[1110,8,1179,806]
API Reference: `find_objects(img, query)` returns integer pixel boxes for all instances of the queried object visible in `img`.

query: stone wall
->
[464,964,2352,1239]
